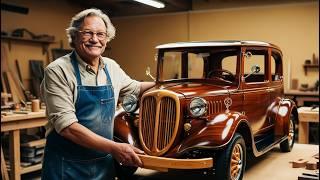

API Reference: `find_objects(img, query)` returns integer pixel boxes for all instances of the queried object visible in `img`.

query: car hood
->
[154,82,238,98]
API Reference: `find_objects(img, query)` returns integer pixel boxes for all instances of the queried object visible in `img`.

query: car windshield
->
[159,48,239,84]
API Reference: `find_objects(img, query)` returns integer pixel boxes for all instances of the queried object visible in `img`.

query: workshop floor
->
[21,144,318,180]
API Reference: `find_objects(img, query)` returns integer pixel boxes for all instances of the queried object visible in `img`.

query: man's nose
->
[89,34,99,41]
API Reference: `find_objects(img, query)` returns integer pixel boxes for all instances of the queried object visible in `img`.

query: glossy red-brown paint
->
[114,41,298,161]
[114,112,141,148]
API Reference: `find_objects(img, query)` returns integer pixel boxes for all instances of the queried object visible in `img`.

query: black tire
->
[215,133,246,180]
[114,160,138,180]
[280,114,295,152]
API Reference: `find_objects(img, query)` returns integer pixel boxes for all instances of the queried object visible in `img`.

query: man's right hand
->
[111,142,144,167]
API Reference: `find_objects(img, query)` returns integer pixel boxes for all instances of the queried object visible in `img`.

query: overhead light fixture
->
[133,0,165,9]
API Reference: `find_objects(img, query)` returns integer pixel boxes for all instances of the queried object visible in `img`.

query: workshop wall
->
[110,2,319,91]
[108,14,189,82]
[1,0,82,91]
[1,0,318,93]
[189,2,319,91]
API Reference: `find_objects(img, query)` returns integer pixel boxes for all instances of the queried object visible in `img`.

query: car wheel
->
[114,161,138,180]
[280,114,295,152]
[215,133,246,180]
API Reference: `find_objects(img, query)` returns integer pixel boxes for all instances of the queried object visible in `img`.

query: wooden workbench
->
[133,144,319,180]
[298,107,319,144]
[1,111,47,180]
[285,90,319,106]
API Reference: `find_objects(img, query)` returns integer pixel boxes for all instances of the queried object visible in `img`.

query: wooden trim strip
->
[138,154,213,170]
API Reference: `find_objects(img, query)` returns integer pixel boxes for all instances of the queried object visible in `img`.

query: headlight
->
[122,94,138,113]
[189,97,207,117]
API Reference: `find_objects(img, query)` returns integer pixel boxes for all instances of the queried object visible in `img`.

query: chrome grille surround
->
[139,90,180,156]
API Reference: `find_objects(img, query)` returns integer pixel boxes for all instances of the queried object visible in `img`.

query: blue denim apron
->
[42,52,116,180]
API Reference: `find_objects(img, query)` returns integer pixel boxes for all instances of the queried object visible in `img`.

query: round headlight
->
[189,97,207,117]
[122,95,138,113]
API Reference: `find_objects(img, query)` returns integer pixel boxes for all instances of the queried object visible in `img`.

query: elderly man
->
[41,8,154,180]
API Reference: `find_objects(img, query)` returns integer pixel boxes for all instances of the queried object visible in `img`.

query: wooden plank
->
[1,111,45,122]
[20,163,42,174]
[1,44,9,73]
[291,158,308,168]
[298,121,309,144]
[306,159,319,170]
[2,72,11,94]
[21,139,46,148]
[9,130,21,180]
[298,108,319,144]
[15,59,23,82]
[7,71,26,104]
[299,112,319,123]
[1,146,9,180]
[1,44,26,103]
[1,117,47,132]
[1,73,8,93]
[137,154,213,170]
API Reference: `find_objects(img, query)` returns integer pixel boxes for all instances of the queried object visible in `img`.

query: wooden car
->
[114,41,298,180]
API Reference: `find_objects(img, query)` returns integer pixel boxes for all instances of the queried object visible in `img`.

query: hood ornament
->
[224,97,232,113]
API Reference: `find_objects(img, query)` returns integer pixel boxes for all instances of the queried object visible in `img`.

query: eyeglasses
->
[77,30,107,40]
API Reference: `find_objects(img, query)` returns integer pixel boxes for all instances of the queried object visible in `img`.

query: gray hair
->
[66,8,116,47]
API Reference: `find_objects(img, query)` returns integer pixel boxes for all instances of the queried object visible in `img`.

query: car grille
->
[139,90,180,156]
[207,100,224,114]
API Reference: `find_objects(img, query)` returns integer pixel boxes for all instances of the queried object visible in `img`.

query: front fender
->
[276,98,298,136]
[114,110,140,147]
[172,111,248,155]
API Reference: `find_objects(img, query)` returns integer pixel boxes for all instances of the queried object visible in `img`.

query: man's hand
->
[111,142,144,167]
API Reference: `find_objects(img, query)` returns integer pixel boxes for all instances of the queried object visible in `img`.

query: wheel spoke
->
[229,143,244,180]
[231,159,238,164]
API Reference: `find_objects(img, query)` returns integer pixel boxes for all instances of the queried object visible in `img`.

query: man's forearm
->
[59,122,144,167]
[140,82,155,94]
[60,122,115,153]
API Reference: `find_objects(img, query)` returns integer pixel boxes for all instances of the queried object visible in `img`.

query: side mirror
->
[146,67,156,81]
[251,65,260,73]
[244,65,261,79]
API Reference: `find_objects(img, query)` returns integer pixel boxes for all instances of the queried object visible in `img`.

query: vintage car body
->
[114,41,298,180]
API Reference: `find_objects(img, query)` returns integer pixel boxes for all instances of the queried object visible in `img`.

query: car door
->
[269,49,285,138]
[241,47,271,137]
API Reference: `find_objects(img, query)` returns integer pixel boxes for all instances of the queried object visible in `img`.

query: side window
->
[188,53,204,78]
[244,50,267,83]
[163,52,181,80]
[271,51,282,81]
[222,55,237,74]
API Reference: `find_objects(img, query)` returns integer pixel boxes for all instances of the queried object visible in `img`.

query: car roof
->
[156,40,281,50]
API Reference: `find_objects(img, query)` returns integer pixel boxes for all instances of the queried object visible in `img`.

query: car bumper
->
[138,154,213,172]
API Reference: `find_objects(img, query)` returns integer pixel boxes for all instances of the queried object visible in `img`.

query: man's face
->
[74,16,107,61]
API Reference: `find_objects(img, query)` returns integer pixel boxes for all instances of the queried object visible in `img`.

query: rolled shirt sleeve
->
[103,58,141,103]
[119,65,141,98]
[41,65,78,135]
[41,54,141,136]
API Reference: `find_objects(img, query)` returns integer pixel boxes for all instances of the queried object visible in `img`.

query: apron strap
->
[103,64,113,87]
[70,51,82,86]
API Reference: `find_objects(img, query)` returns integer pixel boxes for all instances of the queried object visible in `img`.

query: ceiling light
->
[133,0,165,8]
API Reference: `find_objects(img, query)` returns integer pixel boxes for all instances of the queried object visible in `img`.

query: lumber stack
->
[1,44,26,105]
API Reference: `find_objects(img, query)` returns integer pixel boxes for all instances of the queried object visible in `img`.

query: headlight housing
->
[189,97,207,117]
[122,94,138,113]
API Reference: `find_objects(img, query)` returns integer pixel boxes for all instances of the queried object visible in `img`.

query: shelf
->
[1,35,55,55]
[20,163,42,174]
[303,64,319,75]
[21,139,46,148]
